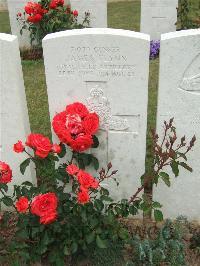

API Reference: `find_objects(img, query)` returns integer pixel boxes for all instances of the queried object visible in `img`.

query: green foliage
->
[127,219,187,266]
[190,231,200,251]
[177,0,200,29]
[17,1,90,47]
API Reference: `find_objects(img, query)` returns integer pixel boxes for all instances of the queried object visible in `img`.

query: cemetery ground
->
[0,1,200,265]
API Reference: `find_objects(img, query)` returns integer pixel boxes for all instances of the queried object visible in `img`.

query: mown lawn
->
[0,0,198,172]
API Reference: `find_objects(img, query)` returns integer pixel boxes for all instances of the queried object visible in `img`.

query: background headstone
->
[0,33,34,186]
[43,28,150,200]
[140,0,178,40]
[70,0,107,28]
[155,29,200,219]
[7,0,33,49]
[0,0,7,11]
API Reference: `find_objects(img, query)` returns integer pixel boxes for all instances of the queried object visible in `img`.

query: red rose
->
[66,102,89,119]
[16,197,29,213]
[40,211,57,225]
[49,1,57,9]
[31,192,58,218]
[71,134,93,152]
[52,111,73,144]
[73,10,78,17]
[83,113,99,135]
[26,133,52,158]
[90,178,99,189]
[49,0,64,9]
[52,144,61,154]
[13,141,25,153]
[77,189,90,204]
[27,14,43,23]
[66,164,79,175]
[77,170,99,190]
[25,2,45,15]
[0,161,12,184]
[17,12,22,17]
[53,102,99,152]
[66,114,83,135]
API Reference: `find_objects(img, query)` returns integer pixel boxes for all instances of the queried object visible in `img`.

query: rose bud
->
[52,144,61,154]
[73,10,78,17]
[13,141,25,153]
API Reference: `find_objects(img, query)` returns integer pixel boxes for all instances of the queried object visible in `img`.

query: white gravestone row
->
[6,0,107,49]
[140,0,178,40]
[70,0,107,28]
[42,28,150,200]
[155,29,200,220]
[0,33,34,187]
[2,28,200,219]
[0,0,7,11]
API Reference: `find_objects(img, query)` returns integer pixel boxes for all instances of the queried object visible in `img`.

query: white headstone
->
[70,0,107,28]
[155,29,200,219]
[43,28,150,200]
[140,0,178,40]
[7,0,33,49]
[0,0,7,11]
[0,33,34,186]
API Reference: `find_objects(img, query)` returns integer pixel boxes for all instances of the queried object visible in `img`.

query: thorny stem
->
[129,119,196,211]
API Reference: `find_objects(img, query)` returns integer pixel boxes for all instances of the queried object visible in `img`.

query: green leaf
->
[86,232,95,244]
[177,152,187,161]
[179,162,193,172]
[154,209,163,222]
[0,183,8,192]
[118,228,129,240]
[153,175,159,185]
[129,205,138,215]
[21,181,33,187]
[100,195,113,202]
[91,156,99,170]
[2,197,13,206]
[63,246,70,256]
[159,172,171,187]
[152,201,162,209]
[16,229,28,239]
[94,199,104,211]
[170,161,179,177]
[96,235,107,249]
[58,143,66,158]
[92,135,99,148]
[71,242,78,254]
[20,158,31,175]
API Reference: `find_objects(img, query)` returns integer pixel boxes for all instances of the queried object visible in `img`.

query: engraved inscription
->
[179,53,200,93]
[57,46,135,78]
[152,17,166,19]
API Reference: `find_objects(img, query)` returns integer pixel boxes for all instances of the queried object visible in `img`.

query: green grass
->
[0,0,199,172]
[0,11,10,33]
[22,60,51,138]
[108,0,141,31]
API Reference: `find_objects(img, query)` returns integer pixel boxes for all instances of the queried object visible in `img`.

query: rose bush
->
[17,0,90,47]
[0,102,196,265]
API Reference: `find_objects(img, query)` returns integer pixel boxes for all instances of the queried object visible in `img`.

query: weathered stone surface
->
[43,28,150,200]
[155,29,200,219]
[140,0,178,40]
[0,33,34,186]
[7,0,33,49]
[70,0,107,28]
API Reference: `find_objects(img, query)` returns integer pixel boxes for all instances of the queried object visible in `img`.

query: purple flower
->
[150,40,160,60]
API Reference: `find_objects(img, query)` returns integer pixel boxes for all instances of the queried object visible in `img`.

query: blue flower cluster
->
[150,40,160,60]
